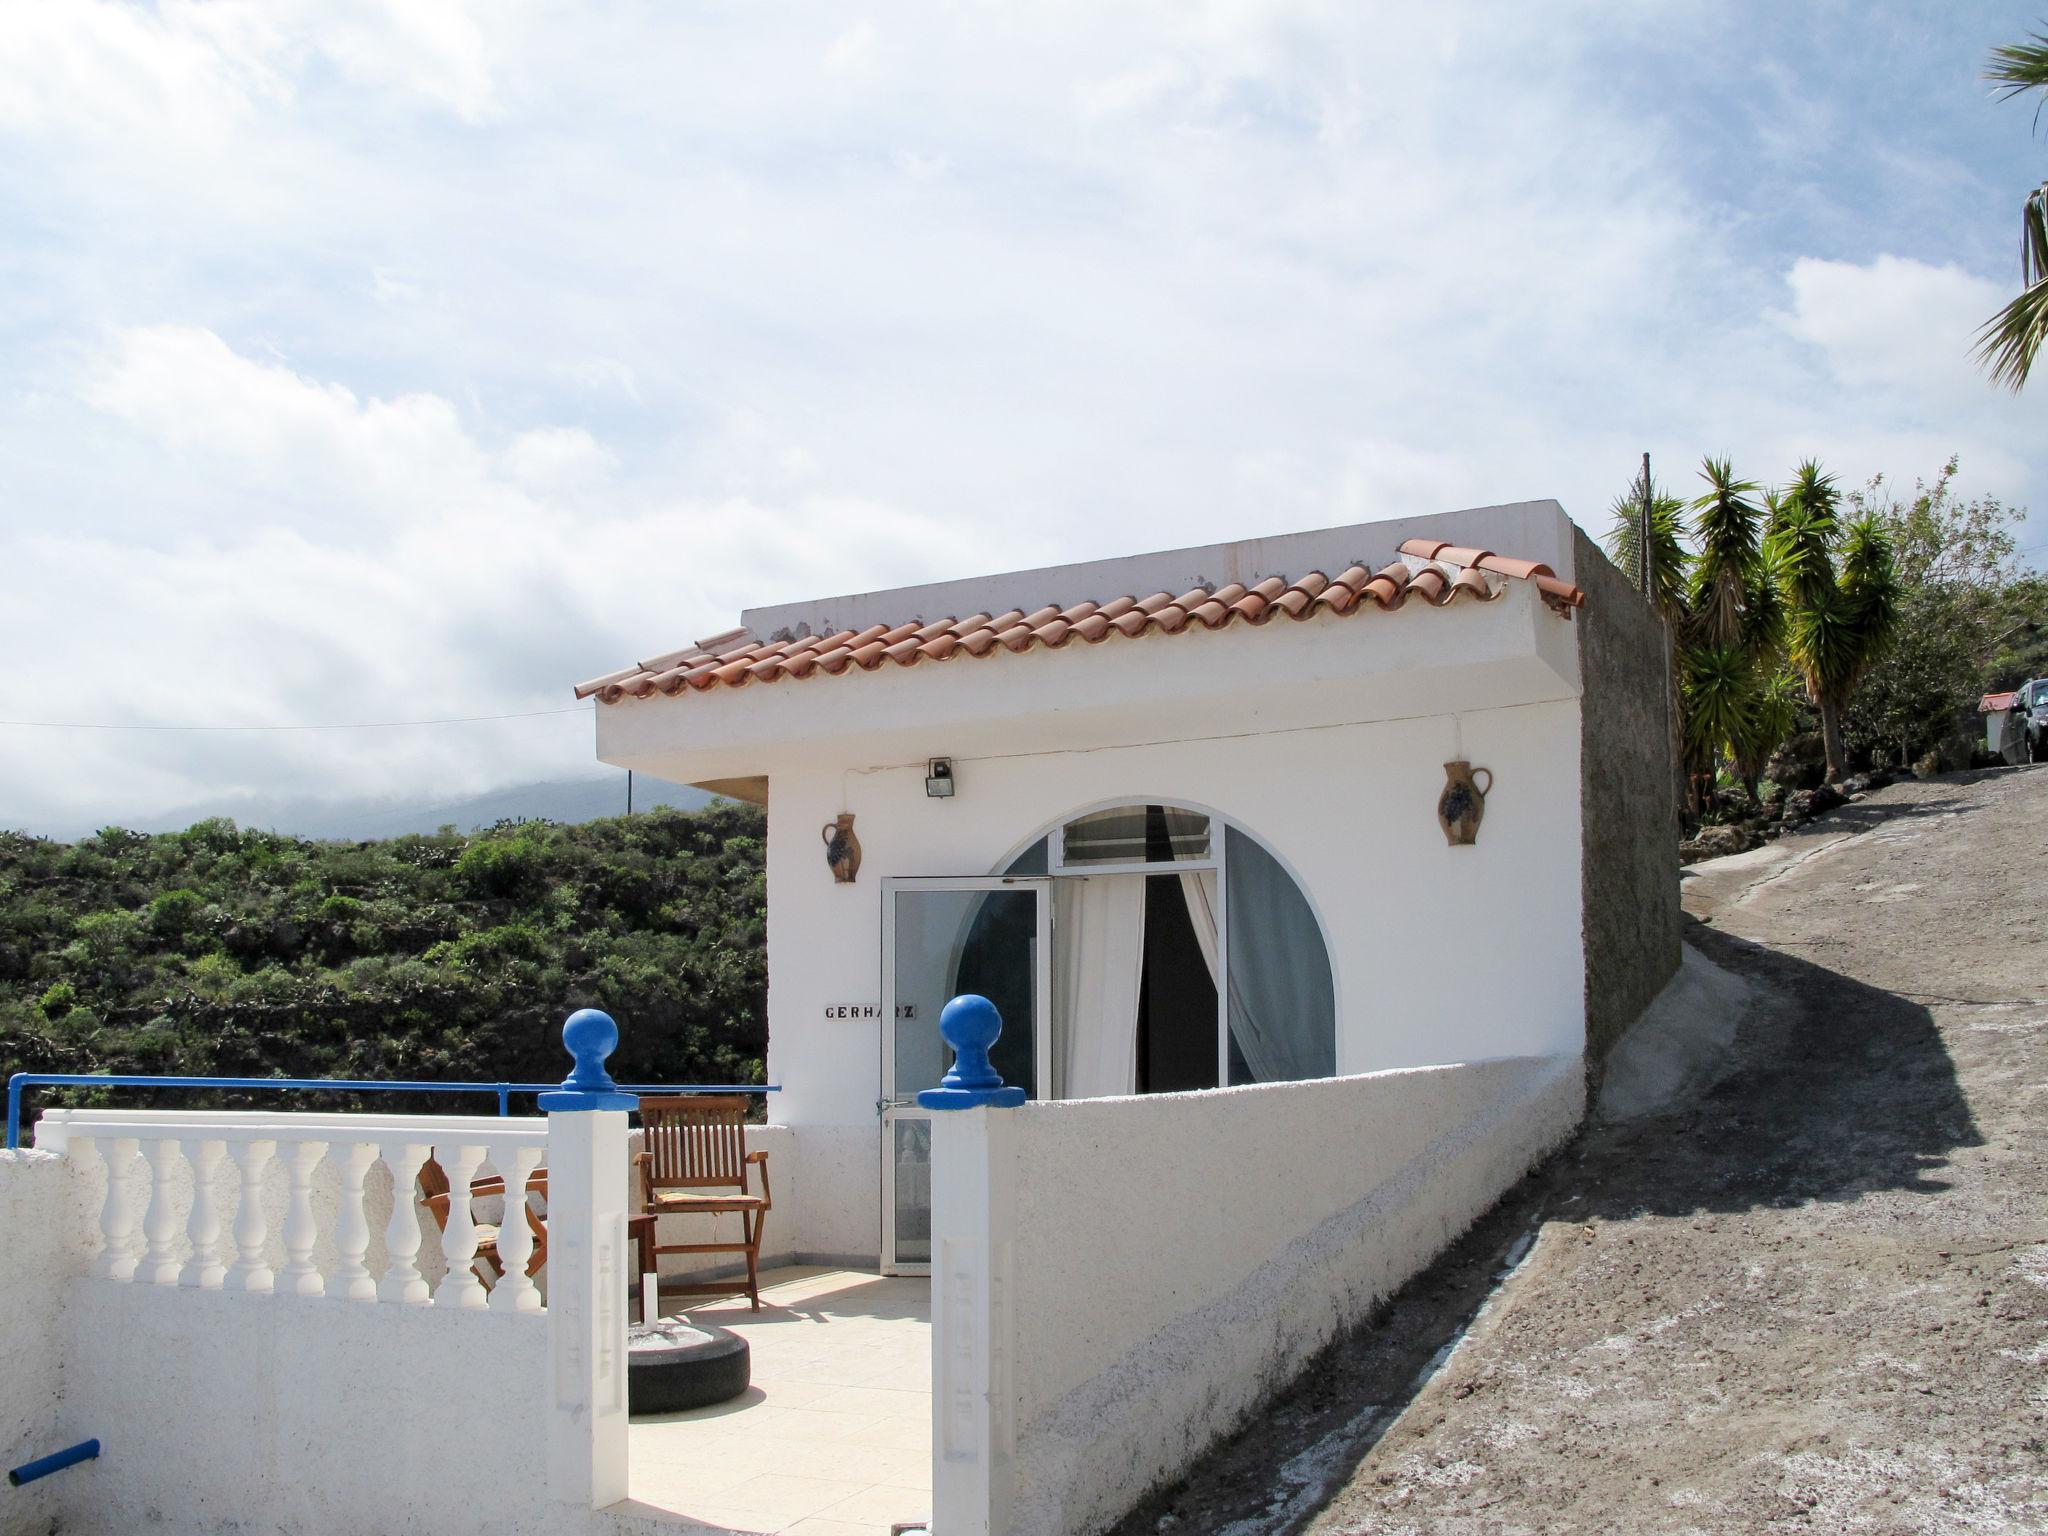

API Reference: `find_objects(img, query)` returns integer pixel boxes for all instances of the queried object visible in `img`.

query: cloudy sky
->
[2,0,2042,832]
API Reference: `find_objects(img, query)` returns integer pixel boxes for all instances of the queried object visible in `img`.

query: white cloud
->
[1,328,987,826]
[0,0,495,146]
[1775,255,2008,394]
[823,19,880,76]
[0,1,2041,827]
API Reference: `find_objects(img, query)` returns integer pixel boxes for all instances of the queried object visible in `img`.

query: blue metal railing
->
[5,1072,778,1151]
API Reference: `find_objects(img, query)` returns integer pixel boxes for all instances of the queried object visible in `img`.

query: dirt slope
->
[1112,768,2048,1536]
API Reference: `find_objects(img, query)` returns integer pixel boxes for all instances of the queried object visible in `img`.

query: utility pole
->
[1639,450,1654,603]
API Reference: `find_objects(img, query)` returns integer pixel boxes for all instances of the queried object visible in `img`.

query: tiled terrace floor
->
[626,1267,933,1535]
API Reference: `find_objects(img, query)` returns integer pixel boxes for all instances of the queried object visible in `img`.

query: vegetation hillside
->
[0,805,767,1117]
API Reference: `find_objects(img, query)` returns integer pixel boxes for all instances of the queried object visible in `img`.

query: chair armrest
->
[468,1173,549,1199]
[746,1150,772,1210]
[744,1151,768,1164]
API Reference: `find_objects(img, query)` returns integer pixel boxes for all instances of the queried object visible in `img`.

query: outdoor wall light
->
[925,758,956,798]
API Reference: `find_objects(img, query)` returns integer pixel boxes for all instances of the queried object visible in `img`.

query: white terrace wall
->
[59,1288,548,1536]
[0,1149,97,1535]
[7,1106,638,1536]
[934,1054,1585,1536]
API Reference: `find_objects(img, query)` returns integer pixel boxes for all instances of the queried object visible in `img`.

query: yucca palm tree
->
[1770,462,1903,781]
[1689,458,1765,647]
[1681,644,1757,809]
[1731,669,1803,807]
[1976,31,2048,390]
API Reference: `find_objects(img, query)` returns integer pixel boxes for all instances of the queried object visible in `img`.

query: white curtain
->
[1179,869,1219,986]
[1053,875,1147,1098]
[1223,827,1337,1084]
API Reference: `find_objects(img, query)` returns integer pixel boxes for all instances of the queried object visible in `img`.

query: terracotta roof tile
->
[1981,691,2019,713]
[574,537,1587,704]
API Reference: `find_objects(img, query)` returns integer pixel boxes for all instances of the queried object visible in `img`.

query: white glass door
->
[880,876,1050,1275]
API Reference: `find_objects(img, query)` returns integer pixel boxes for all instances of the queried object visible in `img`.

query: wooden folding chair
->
[635,1095,772,1311]
[417,1157,548,1285]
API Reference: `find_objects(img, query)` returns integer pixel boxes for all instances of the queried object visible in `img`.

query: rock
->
[1912,750,1942,779]
[1766,732,1828,792]
[1680,823,1757,862]
[1784,783,1845,821]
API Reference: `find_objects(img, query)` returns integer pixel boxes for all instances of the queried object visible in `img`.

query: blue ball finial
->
[538,1008,638,1113]
[918,994,1026,1110]
[561,1008,619,1089]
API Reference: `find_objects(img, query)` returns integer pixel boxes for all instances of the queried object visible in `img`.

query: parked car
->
[2018,679,2048,762]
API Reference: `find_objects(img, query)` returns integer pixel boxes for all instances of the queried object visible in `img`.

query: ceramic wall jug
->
[1437,761,1493,846]
[821,813,862,883]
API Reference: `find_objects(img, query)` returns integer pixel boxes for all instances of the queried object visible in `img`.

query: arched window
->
[998,803,1336,1097]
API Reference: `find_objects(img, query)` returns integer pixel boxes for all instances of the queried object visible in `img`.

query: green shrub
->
[453,837,542,899]
[0,803,768,1110]
[148,888,205,937]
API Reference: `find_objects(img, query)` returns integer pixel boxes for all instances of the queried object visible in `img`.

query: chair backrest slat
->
[639,1095,748,1190]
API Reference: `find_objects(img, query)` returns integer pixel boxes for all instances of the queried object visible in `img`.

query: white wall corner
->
[930,1105,1020,1536]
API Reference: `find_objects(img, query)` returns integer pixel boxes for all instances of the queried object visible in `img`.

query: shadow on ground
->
[1104,904,1980,1536]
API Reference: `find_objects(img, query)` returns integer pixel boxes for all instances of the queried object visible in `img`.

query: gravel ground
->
[1109,767,2048,1536]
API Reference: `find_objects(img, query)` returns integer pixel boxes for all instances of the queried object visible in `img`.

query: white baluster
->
[377,1141,433,1304]
[328,1142,378,1302]
[433,1143,489,1309]
[488,1142,545,1314]
[227,1139,277,1293]
[140,1139,187,1284]
[92,1136,143,1281]
[179,1139,228,1288]
[278,1139,329,1297]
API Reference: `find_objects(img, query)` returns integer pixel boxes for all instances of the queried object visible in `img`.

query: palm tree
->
[1688,458,1765,647]
[1605,478,1687,621]
[1730,669,1802,807]
[1770,462,1903,781]
[1976,30,2048,390]
[1681,644,1758,809]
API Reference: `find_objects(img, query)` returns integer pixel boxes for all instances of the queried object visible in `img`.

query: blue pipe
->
[9,1439,99,1487]
[5,1073,779,1151]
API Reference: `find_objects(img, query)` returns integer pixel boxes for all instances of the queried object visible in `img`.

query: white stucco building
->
[578,499,1678,1280]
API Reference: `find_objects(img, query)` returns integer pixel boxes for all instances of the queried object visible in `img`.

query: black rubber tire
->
[628,1321,751,1415]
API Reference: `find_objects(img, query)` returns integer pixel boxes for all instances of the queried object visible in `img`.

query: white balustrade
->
[179,1139,228,1289]
[140,1139,186,1285]
[278,1139,330,1297]
[434,1142,491,1310]
[35,1011,645,1518]
[328,1142,380,1302]
[34,1109,550,1311]
[227,1139,278,1293]
[488,1140,546,1314]
[377,1140,434,1304]
[89,1136,143,1282]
